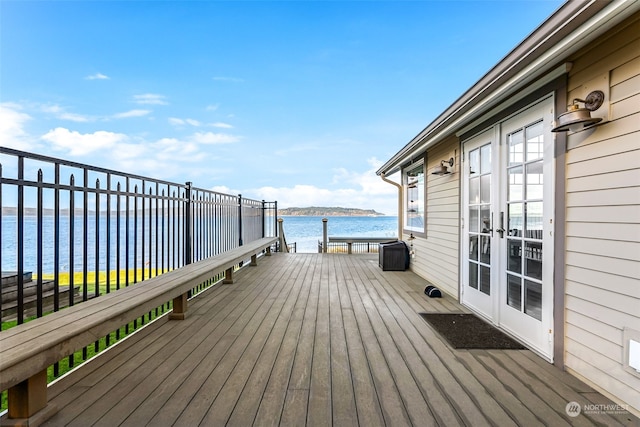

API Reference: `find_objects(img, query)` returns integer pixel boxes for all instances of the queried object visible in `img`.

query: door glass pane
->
[526,121,544,162]
[507,239,521,273]
[525,280,542,320]
[469,177,479,203]
[526,202,543,239]
[508,166,523,201]
[525,241,542,280]
[507,274,521,310]
[508,130,524,166]
[480,175,491,204]
[480,205,490,233]
[469,236,479,261]
[469,207,479,233]
[480,265,491,295]
[469,149,479,175]
[508,203,523,237]
[480,236,491,264]
[469,262,478,289]
[526,161,543,200]
[481,144,491,174]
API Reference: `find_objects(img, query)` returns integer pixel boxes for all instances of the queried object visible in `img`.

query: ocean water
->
[279,216,398,253]
[0,215,399,272]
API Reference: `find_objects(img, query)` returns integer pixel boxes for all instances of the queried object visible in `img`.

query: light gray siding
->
[403,137,460,298]
[564,14,640,412]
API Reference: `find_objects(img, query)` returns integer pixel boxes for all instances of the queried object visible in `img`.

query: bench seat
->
[0,236,277,426]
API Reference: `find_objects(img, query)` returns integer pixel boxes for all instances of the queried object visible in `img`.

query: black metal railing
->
[318,237,397,254]
[0,147,278,327]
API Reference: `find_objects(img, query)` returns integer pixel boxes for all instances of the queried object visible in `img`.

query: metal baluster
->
[37,170,43,317]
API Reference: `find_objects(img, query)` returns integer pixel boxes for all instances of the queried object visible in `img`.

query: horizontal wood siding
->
[403,136,460,299]
[564,12,640,413]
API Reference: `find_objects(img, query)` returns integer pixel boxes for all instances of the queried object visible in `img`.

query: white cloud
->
[0,103,35,150]
[41,104,92,122]
[206,104,220,111]
[85,73,110,80]
[247,158,399,215]
[111,142,148,160]
[210,185,234,194]
[211,122,233,129]
[133,94,168,105]
[112,109,151,119]
[170,117,233,129]
[191,132,240,145]
[59,112,91,122]
[169,117,201,127]
[41,127,127,156]
[41,104,63,114]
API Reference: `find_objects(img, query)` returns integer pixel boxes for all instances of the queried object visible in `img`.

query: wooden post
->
[277,218,289,253]
[6,369,57,425]
[265,245,272,256]
[250,254,258,266]
[347,242,353,254]
[322,218,328,253]
[223,267,234,284]
[169,293,188,320]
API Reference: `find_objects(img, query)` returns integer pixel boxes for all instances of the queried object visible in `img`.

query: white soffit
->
[439,0,640,144]
[380,0,640,174]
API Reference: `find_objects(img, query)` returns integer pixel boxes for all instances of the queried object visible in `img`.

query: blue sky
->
[1,0,563,215]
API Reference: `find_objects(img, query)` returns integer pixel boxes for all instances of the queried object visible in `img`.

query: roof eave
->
[376,0,621,176]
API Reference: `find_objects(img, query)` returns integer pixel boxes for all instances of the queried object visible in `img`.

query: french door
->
[462,97,555,360]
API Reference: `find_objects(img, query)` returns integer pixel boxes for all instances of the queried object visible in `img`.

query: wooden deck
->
[41,253,638,426]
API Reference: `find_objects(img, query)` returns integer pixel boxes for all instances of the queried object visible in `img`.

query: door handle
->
[496,211,505,238]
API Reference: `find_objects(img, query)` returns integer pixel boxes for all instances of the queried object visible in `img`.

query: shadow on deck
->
[42,254,637,426]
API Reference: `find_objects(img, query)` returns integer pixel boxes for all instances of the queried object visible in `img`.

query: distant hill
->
[279,207,385,216]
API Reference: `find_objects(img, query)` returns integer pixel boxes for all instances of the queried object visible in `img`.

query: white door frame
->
[460,95,555,361]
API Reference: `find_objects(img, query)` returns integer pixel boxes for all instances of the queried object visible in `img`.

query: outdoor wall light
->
[551,90,605,132]
[432,158,454,175]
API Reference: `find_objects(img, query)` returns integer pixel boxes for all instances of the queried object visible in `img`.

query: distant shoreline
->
[278,207,385,217]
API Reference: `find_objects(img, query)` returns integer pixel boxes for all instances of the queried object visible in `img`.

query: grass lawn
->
[0,308,168,412]
[1,269,173,412]
[35,268,169,297]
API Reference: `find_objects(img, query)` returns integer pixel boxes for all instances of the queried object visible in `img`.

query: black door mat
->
[419,313,527,350]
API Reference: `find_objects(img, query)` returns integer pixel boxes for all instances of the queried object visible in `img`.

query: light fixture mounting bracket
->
[575,90,605,111]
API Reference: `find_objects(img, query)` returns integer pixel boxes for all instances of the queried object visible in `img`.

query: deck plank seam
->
[168,254,301,426]
[361,259,509,427]
[252,254,316,426]
[347,257,444,426]
[358,272,467,426]
[229,254,315,427]
[66,252,292,427]
[334,255,386,427]
[276,254,321,425]
[112,252,292,426]
[341,255,414,426]
[197,254,307,426]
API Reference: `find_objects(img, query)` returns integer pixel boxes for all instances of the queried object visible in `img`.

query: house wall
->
[564,13,640,413]
[403,136,460,298]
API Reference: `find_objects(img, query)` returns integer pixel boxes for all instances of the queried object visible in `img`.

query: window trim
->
[403,158,426,237]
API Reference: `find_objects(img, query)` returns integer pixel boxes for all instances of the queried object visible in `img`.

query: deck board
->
[40,253,639,427]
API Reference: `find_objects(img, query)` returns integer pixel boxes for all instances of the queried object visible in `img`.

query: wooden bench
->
[0,236,277,426]
[328,237,397,254]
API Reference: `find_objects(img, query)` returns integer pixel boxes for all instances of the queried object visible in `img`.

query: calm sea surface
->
[0,215,398,272]
[280,216,398,253]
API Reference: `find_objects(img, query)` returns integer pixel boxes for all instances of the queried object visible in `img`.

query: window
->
[405,162,425,234]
